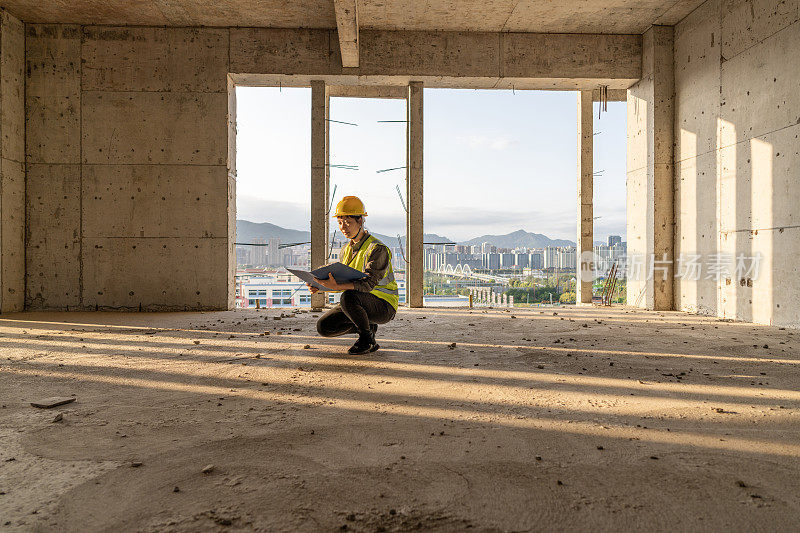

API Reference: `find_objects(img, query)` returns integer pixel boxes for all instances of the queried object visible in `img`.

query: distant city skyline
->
[235,87,627,242]
[235,218,615,250]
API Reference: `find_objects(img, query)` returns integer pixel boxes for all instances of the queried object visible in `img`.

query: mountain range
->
[237,220,452,249]
[460,229,575,249]
[237,220,587,250]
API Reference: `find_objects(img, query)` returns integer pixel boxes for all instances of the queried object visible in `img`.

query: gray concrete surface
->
[1,306,798,531]
[0,11,24,313]
[25,25,230,311]
[0,0,706,33]
[673,0,800,328]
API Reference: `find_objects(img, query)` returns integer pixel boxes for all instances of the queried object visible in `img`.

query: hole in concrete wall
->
[421,89,627,308]
[228,86,627,311]
[233,86,311,310]
[593,100,628,305]
[328,96,408,305]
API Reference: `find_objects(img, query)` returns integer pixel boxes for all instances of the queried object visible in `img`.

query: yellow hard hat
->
[333,196,367,217]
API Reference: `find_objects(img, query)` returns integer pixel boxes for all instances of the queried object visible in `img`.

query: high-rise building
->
[251,238,267,266]
[543,247,559,269]
[483,253,500,270]
[529,250,544,269]
[608,235,622,247]
[558,247,576,270]
[236,246,249,266]
[267,237,281,266]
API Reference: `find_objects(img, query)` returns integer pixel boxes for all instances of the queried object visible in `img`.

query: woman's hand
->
[313,273,340,291]
[307,283,320,294]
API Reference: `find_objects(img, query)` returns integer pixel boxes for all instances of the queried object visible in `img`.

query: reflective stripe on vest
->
[341,234,399,309]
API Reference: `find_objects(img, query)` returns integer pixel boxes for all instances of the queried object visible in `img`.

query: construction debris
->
[30,397,76,409]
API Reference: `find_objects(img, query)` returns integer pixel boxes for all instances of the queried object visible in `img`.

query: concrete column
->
[627,26,675,310]
[406,81,424,308]
[650,27,675,312]
[577,90,594,305]
[310,80,329,309]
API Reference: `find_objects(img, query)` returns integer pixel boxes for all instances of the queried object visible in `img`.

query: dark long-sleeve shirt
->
[345,232,391,293]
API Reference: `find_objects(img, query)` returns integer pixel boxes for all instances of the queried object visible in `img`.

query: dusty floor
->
[1,305,799,532]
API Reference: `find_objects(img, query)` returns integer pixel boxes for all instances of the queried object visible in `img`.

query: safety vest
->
[340,234,399,310]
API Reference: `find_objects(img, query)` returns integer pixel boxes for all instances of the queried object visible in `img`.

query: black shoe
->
[348,331,377,355]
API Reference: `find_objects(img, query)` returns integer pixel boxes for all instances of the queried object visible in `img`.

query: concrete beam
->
[406,81,424,308]
[230,29,641,90]
[592,88,627,102]
[328,85,406,99]
[577,90,593,305]
[310,80,329,310]
[333,0,359,68]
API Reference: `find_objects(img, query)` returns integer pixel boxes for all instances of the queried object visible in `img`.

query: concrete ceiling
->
[2,0,705,33]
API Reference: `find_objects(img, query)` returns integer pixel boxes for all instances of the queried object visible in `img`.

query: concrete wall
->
[674,0,800,328]
[19,15,800,322]
[0,11,24,312]
[22,25,641,311]
[26,26,231,310]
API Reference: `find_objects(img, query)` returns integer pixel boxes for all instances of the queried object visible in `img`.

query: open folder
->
[287,263,367,290]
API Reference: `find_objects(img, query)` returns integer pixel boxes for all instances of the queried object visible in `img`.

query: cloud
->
[457,134,517,151]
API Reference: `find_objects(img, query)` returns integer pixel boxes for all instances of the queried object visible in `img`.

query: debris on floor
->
[30,397,76,409]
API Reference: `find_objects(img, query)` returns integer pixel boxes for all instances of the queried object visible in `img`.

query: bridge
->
[430,264,511,285]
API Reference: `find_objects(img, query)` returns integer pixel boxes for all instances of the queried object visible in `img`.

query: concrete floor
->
[1,306,799,531]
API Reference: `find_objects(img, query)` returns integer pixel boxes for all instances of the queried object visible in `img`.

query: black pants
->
[316,289,396,337]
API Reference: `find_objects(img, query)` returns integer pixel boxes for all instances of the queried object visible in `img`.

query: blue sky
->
[235,87,626,243]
